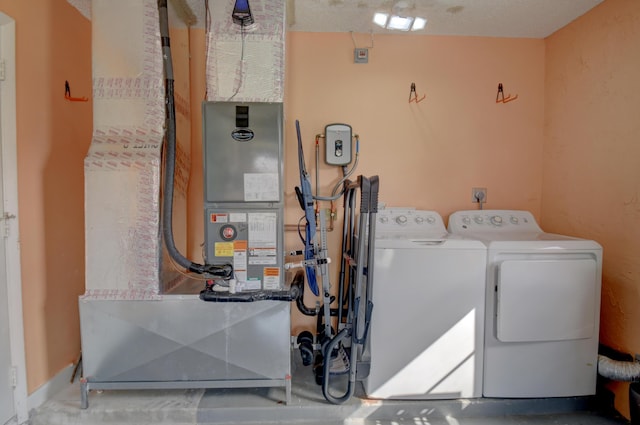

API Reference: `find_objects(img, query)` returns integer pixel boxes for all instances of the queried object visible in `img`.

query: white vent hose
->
[598,354,640,382]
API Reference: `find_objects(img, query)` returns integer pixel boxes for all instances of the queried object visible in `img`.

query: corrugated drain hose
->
[157,0,231,278]
[598,354,640,382]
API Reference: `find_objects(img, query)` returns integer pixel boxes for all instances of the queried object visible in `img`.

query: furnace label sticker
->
[234,240,248,251]
[248,212,278,265]
[242,278,262,291]
[229,212,247,222]
[233,243,248,270]
[263,267,280,289]
[210,213,229,223]
[248,212,277,247]
[248,248,277,265]
[214,242,234,257]
[244,173,279,202]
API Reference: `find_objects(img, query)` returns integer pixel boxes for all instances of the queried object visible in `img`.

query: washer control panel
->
[447,210,542,233]
[376,208,446,237]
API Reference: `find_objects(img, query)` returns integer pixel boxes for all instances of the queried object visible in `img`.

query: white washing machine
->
[363,208,487,399]
[447,210,602,398]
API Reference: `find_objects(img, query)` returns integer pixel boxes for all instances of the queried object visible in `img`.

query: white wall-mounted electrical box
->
[325,123,353,166]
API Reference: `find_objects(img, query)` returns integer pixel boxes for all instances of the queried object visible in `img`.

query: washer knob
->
[396,215,408,225]
[491,215,503,226]
[474,216,484,224]
[379,216,388,224]
[462,217,471,225]
[426,216,436,224]
[415,216,425,224]
[510,216,519,224]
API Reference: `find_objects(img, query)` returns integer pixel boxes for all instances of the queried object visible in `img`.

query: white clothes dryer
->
[448,210,602,398]
[363,208,487,399]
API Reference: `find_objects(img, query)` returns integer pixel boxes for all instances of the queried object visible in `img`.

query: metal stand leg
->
[80,378,89,409]
[285,374,292,405]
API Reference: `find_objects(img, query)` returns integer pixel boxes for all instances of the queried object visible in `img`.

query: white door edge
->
[0,13,28,424]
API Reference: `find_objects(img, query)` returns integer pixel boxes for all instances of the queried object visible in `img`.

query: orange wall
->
[0,0,92,393]
[284,33,544,219]
[543,0,640,418]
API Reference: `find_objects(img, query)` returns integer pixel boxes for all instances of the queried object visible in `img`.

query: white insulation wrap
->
[598,355,640,382]
[206,0,285,102]
[84,133,163,300]
[84,0,190,299]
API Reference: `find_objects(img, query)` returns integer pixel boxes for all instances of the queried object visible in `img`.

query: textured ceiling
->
[66,0,604,39]
[184,0,604,38]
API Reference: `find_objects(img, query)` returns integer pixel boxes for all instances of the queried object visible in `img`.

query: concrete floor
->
[29,351,630,425]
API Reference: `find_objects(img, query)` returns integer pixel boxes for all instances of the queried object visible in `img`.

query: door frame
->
[0,11,28,424]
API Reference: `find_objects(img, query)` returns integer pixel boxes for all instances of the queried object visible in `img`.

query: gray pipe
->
[598,354,640,382]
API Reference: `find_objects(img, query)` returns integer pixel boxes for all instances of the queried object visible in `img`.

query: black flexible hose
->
[157,0,231,277]
[291,271,317,316]
[291,270,348,320]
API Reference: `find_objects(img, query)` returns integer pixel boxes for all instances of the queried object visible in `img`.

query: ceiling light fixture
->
[373,12,427,31]
[411,17,427,31]
[387,15,413,30]
[373,12,389,27]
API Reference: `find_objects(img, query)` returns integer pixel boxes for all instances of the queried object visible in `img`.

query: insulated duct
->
[598,354,640,382]
[598,354,640,425]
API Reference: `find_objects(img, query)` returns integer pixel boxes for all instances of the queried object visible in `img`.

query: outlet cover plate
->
[472,187,487,203]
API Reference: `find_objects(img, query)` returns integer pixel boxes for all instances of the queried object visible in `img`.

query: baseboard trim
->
[27,363,74,411]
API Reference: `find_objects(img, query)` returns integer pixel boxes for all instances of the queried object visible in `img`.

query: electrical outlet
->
[472,187,487,203]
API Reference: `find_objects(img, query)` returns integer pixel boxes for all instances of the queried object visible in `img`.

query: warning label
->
[214,242,234,257]
[263,267,280,289]
[210,213,229,223]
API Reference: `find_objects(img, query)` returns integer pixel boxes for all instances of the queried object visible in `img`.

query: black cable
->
[228,22,247,101]
[297,215,306,244]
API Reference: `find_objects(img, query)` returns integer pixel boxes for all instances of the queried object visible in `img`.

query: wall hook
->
[496,83,518,103]
[65,80,89,102]
[409,83,426,103]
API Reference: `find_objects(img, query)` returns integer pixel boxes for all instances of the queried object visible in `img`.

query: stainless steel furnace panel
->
[202,102,283,204]
[202,102,284,289]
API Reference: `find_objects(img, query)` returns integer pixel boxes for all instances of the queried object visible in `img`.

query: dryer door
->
[496,259,597,342]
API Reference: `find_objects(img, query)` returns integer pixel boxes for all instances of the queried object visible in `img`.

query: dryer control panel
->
[448,210,542,233]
